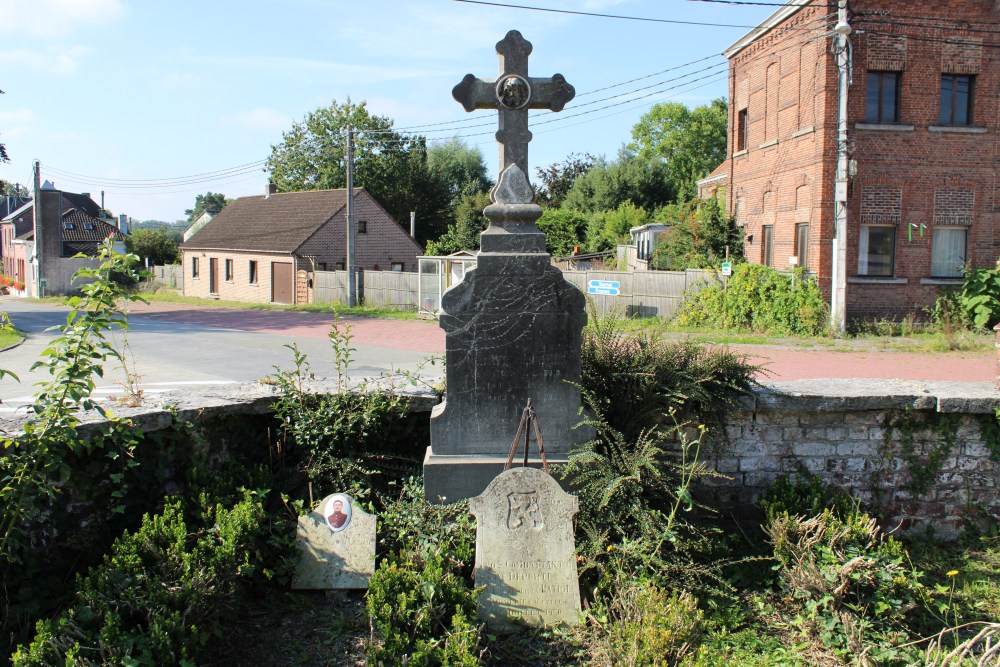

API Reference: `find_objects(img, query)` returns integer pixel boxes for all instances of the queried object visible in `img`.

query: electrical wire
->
[452,0,762,28]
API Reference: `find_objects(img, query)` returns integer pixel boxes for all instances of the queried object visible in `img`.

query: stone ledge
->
[2,377,997,439]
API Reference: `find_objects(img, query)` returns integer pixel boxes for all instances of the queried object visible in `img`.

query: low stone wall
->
[5,378,997,536]
[705,380,999,535]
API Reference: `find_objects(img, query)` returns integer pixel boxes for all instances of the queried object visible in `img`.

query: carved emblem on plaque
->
[506,490,543,530]
[496,74,530,110]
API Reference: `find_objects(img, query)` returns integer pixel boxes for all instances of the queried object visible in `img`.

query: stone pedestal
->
[424,166,591,502]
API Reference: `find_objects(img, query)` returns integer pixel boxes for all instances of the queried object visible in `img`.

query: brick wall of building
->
[184,250,298,303]
[726,0,1000,319]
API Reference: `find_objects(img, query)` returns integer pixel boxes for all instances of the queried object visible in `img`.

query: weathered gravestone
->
[292,493,375,589]
[424,30,591,502]
[470,467,581,628]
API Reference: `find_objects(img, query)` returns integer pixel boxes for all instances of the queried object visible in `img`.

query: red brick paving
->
[126,302,993,383]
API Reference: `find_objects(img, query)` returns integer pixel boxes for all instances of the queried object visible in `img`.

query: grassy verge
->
[0,326,23,348]
[41,290,423,321]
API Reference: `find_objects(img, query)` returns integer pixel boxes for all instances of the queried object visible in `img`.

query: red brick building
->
[717,0,1000,319]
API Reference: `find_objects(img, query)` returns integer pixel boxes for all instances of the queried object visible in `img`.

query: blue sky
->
[0,0,783,222]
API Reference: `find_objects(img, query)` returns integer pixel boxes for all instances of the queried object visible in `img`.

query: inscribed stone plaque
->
[469,467,581,628]
[292,493,375,589]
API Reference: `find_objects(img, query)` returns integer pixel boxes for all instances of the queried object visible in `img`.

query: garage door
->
[271,262,294,304]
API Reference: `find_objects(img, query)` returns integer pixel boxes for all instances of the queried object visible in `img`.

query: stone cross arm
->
[453,73,575,112]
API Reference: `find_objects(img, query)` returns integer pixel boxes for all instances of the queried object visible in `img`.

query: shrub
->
[580,304,759,441]
[377,477,475,568]
[764,509,925,661]
[366,548,482,666]
[759,475,858,524]
[675,263,828,336]
[13,491,270,666]
[594,575,703,667]
[960,262,1000,329]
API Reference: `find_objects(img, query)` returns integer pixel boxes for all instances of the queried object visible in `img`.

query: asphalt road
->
[0,299,441,414]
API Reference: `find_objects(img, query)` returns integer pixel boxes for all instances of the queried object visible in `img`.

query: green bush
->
[595,575,703,667]
[675,264,828,336]
[377,477,475,567]
[960,262,1000,329]
[764,509,925,661]
[13,491,269,666]
[759,475,858,524]
[366,549,482,666]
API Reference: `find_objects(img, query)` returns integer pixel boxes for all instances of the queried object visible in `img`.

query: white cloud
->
[160,71,200,88]
[224,108,293,133]
[0,108,35,140]
[0,46,92,75]
[0,0,126,38]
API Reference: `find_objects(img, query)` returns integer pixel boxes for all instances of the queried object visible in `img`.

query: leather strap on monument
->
[504,398,549,473]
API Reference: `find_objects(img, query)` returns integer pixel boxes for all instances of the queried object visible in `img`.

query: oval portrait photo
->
[324,494,353,532]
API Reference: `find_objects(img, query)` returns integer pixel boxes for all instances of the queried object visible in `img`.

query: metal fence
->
[311,267,719,318]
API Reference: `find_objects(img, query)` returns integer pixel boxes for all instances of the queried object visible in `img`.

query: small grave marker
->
[292,493,375,590]
[469,467,581,628]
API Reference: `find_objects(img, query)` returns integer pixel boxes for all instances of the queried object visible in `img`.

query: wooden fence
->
[150,264,183,289]
[311,267,720,318]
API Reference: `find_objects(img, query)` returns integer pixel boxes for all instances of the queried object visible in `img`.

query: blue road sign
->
[587,279,621,296]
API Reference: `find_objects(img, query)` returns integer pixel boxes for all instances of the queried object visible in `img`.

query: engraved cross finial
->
[453,30,575,191]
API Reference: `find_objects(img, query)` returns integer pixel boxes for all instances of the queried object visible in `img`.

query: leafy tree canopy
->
[628,98,728,201]
[0,89,7,164]
[651,197,743,270]
[536,209,588,257]
[586,201,652,253]
[424,190,491,256]
[535,153,596,209]
[266,98,452,243]
[563,153,674,214]
[185,192,231,222]
[427,138,491,200]
[124,228,180,266]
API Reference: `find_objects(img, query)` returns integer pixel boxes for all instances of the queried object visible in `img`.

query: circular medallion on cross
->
[495,74,531,110]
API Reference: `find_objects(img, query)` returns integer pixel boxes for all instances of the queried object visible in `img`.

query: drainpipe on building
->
[346,125,358,307]
[32,160,42,299]
[831,0,852,333]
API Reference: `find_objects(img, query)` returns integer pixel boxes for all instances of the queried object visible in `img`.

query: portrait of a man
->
[324,494,353,532]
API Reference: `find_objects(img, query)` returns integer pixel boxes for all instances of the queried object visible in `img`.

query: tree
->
[125,228,180,266]
[0,89,7,164]
[424,190,491,256]
[427,138,491,200]
[185,192,231,222]
[266,98,452,244]
[535,153,596,209]
[563,154,674,214]
[536,209,587,257]
[651,197,743,270]
[586,201,652,253]
[628,99,728,201]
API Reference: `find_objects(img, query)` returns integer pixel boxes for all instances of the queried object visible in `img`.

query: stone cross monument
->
[424,30,591,502]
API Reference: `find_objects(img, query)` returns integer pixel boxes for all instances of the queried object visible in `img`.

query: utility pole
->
[831,0,852,333]
[346,125,357,307]
[32,160,42,298]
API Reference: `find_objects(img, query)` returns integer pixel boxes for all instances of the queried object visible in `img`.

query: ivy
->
[882,408,963,497]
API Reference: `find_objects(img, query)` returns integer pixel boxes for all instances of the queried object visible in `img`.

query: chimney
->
[81,192,90,199]
[265,181,277,198]
[118,214,128,232]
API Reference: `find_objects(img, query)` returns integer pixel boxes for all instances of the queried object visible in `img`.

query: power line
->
[690,0,833,6]
[854,15,1000,36]
[452,0,763,29]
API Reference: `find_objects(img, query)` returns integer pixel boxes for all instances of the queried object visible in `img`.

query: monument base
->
[423,447,569,504]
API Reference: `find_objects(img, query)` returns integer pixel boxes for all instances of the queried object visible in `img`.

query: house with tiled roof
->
[1,186,127,296]
[181,185,422,304]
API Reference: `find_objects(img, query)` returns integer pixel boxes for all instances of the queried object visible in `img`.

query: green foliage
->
[759,475,857,524]
[629,99,729,201]
[0,241,145,564]
[563,154,674,216]
[585,201,651,253]
[124,228,179,266]
[377,477,475,566]
[593,576,703,667]
[13,492,269,666]
[651,198,743,271]
[536,208,588,257]
[580,305,759,441]
[960,262,1000,329]
[535,152,597,209]
[675,263,829,336]
[764,509,925,661]
[424,190,490,255]
[183,191,231,222]
[366,549,482,666]
[266,98,452,243]
[427,137,491,201]
[881,409,963,497]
